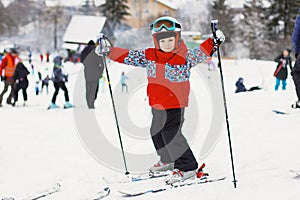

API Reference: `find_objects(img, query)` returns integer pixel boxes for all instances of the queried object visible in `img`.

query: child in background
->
[41,75,50,94]
[273,49,292,91]
[207,53,217,71]
[35,81,39,95]
[235,77,247,93]
[48,52,73,109]
[121,72,128,93]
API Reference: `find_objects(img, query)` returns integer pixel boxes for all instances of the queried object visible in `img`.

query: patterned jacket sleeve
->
[109,47,148,68]
[186,46,208,68]
[292,14,300,55]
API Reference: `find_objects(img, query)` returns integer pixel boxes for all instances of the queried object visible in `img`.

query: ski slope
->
[0,55,300,200]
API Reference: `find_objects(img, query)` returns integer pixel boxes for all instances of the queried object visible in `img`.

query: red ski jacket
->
[109,39,213,110]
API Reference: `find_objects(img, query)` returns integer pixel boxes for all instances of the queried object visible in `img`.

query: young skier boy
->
[98,16,224,183]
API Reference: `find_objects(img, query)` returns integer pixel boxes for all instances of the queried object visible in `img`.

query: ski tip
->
[1,197,15,200]
[63,105,74,109]
[272,110,288,115]
[118,190,136,197]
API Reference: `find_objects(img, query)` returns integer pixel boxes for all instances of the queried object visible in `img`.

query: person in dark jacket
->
[291,8,300,109]
[235,77,247,93]
[41,75,50,94]
[273,49,292,91]
[12,62,30,106]
[48,53,73,109]
[80,40,104,109]
[235,77,261,93]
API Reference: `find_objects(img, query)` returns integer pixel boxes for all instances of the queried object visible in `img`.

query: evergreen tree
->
[99,0,130,32]
[0,2,5,34]
[266,0,300,40]
[239,0,271,59]
[211,0,236,56]
[81,0,97,15]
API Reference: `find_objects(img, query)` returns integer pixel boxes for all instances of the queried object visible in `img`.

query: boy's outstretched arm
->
[187,30,225,67]
[108,47,130,63]
[108,47,148,68]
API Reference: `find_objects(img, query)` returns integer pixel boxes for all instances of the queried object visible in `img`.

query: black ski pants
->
[14,80,28,102]
[150,108,198,172]
[51,81,69,104]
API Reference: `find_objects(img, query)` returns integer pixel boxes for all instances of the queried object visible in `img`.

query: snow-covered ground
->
[1,54,300,200]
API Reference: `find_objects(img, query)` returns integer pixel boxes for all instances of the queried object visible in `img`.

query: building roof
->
[156,0,178,10]
[63,15,106,45]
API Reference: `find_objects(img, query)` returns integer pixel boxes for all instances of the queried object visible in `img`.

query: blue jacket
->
[52,56,67,82]
[292,9,300,56]
[235,78,247,93]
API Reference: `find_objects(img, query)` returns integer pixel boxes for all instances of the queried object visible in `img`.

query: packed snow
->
[0,52,300,200]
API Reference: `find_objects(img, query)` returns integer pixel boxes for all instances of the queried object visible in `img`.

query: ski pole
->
[97,34,130,175]
[211,20,237,188]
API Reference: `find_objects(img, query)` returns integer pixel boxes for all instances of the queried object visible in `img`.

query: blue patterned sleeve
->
[124,50,148,68]
[186,46,208,67]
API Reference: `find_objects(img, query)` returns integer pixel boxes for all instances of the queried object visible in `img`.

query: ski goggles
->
[150,19,181,32]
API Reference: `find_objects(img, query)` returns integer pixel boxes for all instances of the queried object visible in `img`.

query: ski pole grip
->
[211,19,219,38]
[211,19,219,52]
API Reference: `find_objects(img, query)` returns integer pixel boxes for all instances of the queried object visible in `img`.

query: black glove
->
[295,53,298,59]
[1,76,4,81]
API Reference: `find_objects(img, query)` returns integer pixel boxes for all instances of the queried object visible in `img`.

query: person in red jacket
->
[105,16,224,184]
[0,48,21,106]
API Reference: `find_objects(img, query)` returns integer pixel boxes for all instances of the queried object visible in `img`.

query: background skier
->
[121,71,128,93]
[41,75,50,94]
[273,48,292,91]
[12,62,30,106]
[235,77,247,93]
[0,48,20,107]
[48,51,72,109]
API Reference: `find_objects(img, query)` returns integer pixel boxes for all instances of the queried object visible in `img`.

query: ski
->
[90,187,110,200]
[2,183,61,200]
[272,109,300,115]
[104,163,208,184]
[289,169,300,178]
[47,105,60,110]
[47,105,74,110]
[118,176,226,197]
[272,110,287,115]
[63,105,74,109]
[102,171,170,184]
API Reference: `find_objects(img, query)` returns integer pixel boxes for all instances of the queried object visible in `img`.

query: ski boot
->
[64,101,73,109]
[165,169,196,185]
[291,101,300,109]
[48,103,59,110]
[149,161,174,172]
